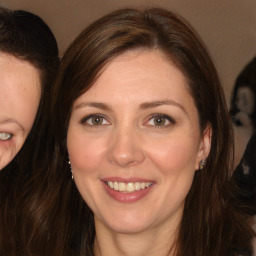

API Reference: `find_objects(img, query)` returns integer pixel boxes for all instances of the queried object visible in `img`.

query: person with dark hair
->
[0,7,59,170]
[231,57,256,216]
[230,57,256,130]
[0,6,59,254]
[16,8,253,256]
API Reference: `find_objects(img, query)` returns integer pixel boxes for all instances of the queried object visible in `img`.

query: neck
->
[93,216,179,256]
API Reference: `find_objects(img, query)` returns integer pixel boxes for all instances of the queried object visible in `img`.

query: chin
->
[109,222,149,234]
[99,212,153,234]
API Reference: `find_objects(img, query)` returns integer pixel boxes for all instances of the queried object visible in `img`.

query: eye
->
[81,114,110,126]
[0,132,13,141]
[146,114,175,127]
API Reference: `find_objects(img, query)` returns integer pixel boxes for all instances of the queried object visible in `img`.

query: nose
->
[107,125,145,168]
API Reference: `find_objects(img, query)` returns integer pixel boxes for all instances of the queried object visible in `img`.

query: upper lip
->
[101,177,155,183]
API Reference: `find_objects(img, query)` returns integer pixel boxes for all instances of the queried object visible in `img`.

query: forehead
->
[0,52,41,98]
[73,49,199,124]
[75,49,190,102]
[0,53,41,131]
[237,86,254,95]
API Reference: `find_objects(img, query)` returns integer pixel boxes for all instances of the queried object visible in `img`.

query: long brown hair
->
[0,7,59,256]
[16,7,253,256]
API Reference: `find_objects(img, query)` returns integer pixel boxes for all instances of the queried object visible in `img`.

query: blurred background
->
[0,0,255,166]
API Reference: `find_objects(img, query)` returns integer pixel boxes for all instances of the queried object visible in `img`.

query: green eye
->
[146,114,175,127]
[153,116,167,126]
[81,114,110,126]
[91,116,104,125]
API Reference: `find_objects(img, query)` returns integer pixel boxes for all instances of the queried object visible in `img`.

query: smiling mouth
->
[105,181,153,193]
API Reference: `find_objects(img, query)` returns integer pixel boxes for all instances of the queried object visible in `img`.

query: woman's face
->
[0,53,41,170]
[236,86,255,115]
[67,49,211,234]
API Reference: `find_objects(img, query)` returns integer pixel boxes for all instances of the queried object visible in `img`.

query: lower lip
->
[102,182,154,203]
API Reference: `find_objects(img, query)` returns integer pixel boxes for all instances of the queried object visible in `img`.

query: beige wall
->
[0,0,255,165]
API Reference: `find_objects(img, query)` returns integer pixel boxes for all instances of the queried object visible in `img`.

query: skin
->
[67,49,211,256]
[236,86,255,116]
[233,86,255,166]
[0,53,41,170]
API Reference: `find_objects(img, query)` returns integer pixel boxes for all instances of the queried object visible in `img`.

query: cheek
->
[145,134,199,174]
[0,140,19,170]
[20,98,41,133]
[67,132,107,174]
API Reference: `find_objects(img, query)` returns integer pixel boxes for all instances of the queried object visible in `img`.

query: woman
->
[0,7,59,170]
[18,8,253,256]
[231,57,256,215]
[230,56,256,130]
[0,7,59,254]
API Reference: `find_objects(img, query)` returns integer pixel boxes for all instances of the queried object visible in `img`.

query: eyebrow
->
[74,100,187,115]
[0,119,25,132]
[74,102,112,111]
[140,100,188,115]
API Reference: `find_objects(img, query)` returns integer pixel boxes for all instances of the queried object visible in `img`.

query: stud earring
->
[199,159,206,170]
[68,157,73,179]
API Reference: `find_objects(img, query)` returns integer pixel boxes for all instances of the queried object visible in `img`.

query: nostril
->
[107,130,145,167]
[110,158,139,167]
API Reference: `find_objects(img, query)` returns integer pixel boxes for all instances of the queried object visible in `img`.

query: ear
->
[195,123,212,170]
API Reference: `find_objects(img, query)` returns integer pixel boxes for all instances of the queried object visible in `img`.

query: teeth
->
[126,182,134,192]
[114,181,118,191]
[119,182,126,192]
[107,181,152,193]
[145,182,151,187]
[135,182,140,190]
[109,181,114,189]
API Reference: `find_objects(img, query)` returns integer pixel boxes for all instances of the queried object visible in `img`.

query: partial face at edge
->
[67,49,211,234]
[0,53,41,170]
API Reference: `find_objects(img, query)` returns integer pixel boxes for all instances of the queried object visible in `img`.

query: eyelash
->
[79,113,175,128]
[80,114,110,126]
[146,113,176,128]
